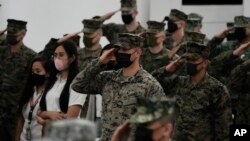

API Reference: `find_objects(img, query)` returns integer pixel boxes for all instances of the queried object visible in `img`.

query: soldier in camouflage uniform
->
[140,20,171,73]
[185,13,210,45]
[78,19,103,119]
[164,9,187,58]
[71,33,165,141]
[152,32,232,141]
[209,41,250,125]
[78,19,103,71]
[0,19,36,141]
[111,97,175,141]
[207,16,250,59]
[97,0,145,44]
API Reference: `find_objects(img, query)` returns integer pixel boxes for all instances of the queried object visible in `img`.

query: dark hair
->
[18,53,50,113]
[40,41,78,113]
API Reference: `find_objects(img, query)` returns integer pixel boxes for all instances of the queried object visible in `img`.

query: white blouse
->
[45,74,85,116]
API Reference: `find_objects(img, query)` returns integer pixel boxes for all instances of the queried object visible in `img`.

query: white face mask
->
[54,58,69,71]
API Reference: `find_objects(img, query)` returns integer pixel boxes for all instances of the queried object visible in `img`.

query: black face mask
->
[31,73,46,86]
[167,21,178,33]
[122,14,134,25]
[226,32,236,41]
[115,52,133,68]
[135,126,154,141]
[234,28,247,41]
[6,35,20,45]
[186,62,199,76]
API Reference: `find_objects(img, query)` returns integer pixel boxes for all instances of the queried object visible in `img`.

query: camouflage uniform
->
[72,33,165,141]
[0,19,36,141]
[164,9,187,57]
[152,38,232,141]
[102,0,145,44]
[0,33,6,46]
[228,60,250,125]
[140,21,170,73]
[208,16,250,59]
[78,19,103,118]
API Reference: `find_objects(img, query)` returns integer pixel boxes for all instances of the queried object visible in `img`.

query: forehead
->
[121,10,133,15]
[32,61,43,68]
[55,46,66,52]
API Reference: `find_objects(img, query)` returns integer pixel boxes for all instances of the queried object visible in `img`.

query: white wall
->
[0,0,150,52]
[0,0,250,52]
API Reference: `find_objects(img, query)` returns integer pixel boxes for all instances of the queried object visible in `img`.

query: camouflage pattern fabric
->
[165,9,187,22]
[71,59,166,141]
[140,47,170,73]
[152,69,232,141]
[115,33,144,49]
[0,45,36,141]
[228,59,250,125]
[102,22,145,44]
[78,47,102,71]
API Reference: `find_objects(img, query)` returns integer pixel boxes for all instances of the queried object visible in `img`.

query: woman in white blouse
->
[16,54,50,141]
[37,41,85,131]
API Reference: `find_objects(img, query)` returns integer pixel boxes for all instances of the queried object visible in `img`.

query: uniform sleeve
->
[102,23,118,42]
[71,59,107,94]
[207,37,224,59]
[151,66,180,97]
[228,60,250,93]
[209,50,243,80]
[68,88,87,107]
[212,85,233,141]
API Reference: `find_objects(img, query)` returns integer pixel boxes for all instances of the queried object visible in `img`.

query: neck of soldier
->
[122,58,140,77]
[149,42,164,54]
[190,69,206,84]
[88,43,101,51]
[172,28,184,45]
[125,19,139,32]
[10,41,23,53]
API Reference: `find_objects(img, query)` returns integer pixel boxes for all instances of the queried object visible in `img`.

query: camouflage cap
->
[7,19,27,33]
[146,21,166,33]
[129,97,175,124]
[115,33,144,49]
[185,13,203,32]
[165,9,187,22]
[234,16,250,27]
[82,19,103,34]
[44,119,96,141]
[121,0,137,11]
[188,13,203,22]
[182,42,209,60]
[184,31,206,43]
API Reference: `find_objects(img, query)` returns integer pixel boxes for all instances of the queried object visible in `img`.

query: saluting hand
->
[99,48,117,65]
[233,41,250,56]
[101,9,120,21]
[165,57,182,73]
[215,28,233,39]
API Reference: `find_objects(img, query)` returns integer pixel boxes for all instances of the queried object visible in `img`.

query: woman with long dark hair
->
[37,41,84,126]
[15,54,50,141]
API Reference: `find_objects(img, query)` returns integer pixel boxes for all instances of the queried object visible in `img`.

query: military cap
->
[165,9,187,22]
[82,19,103,34]
[185,13,203,32]
[184,31,206,44]
[115,33,144,49]
[188,13,203,22]
[146,21,166,33]
[129,97,175,124]
[44,119,96,141]
[121,0,137,11]
[7,19,27,33]
[234,16,250,27]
